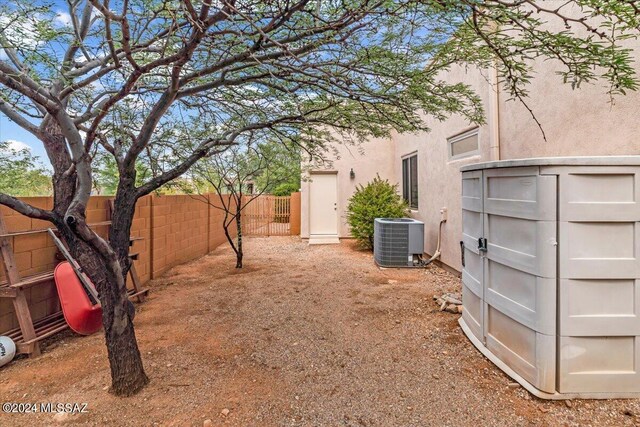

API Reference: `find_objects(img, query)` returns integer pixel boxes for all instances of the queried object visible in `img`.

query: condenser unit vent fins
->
[373,218,424,267]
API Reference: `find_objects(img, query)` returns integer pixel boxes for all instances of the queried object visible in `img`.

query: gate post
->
[290,192,301,235]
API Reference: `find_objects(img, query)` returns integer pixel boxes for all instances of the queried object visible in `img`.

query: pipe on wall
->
[489,64,501,161]
[423,218,446,266]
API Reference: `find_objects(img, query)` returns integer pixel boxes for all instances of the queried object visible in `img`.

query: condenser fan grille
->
[373,218,424,267]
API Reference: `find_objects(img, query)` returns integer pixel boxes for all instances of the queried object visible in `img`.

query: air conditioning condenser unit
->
[373,218,424,267]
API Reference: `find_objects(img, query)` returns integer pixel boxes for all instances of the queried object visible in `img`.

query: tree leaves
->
[0,141,51,196]
[0,0,639,196]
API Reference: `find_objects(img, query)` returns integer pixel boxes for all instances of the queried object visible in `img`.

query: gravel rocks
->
[1,237,638,426]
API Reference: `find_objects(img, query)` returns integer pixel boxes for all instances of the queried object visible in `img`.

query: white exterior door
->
[309,173,339,243]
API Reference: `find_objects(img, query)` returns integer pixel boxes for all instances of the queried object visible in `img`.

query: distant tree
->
[93,154,155,195]
[92,154,119,195]
[0,141,51,196]
[191,143,284,268]
[252,142,301,194]
[272,183,300,196]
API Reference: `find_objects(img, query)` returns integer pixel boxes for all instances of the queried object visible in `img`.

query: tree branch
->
[0,64,60,112]
[0,194,54,221]
[0,100,42,138]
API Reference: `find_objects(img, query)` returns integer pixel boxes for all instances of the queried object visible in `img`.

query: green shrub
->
[273,182,299,196]
[346,175,409,250]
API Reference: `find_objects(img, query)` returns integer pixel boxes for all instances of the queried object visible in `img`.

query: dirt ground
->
[1,237,639,426]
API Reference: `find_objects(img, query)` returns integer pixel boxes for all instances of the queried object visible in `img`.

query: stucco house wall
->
[497,62,640,159]
[394,63,640,272]
[496,5,640,158]
[301,137,396,240]
[302,29,640,272]
[391,64,496,270]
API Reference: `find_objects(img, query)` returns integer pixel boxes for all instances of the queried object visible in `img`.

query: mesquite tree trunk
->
[235,211,243,268]
[221,195,244,269]
[102,184,148,395]
[58,220,148,395]
[41,120,148,396]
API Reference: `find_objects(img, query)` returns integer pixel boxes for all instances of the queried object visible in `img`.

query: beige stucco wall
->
[498,65,640,159]
[497,4,640,158]
[392,64,496,270]
[301,137,396,239]
[301,13,640,272]
[394,61,640,271]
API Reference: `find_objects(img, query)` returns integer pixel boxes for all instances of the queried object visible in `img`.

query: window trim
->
[448,127,480,161]
[401,152,418,210]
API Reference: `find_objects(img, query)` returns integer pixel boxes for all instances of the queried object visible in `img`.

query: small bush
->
[273,182,299,196]
[346,175,409,249]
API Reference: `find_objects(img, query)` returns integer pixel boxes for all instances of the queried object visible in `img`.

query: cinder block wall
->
[0,194,241,334]
[151,195,209,278]
[0,196,112,332]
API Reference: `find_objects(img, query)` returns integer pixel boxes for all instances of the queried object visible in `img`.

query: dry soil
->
[0,237,639,426]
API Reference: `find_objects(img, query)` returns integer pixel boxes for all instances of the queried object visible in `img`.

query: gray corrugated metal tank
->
[459,156,640,399]
[374,218,424,267]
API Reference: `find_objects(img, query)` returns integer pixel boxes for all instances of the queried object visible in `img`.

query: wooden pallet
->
[0,200,149,356]
[0,271,55,298]
[0,211,43,356]
[3,311,69,354]
[128,287,149,301]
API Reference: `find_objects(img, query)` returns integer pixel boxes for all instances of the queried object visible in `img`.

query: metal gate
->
[243,195,291,236]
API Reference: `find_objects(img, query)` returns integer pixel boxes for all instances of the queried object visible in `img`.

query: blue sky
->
[0,113,48,157]
[0,0,73,168]
[0,113,51,166]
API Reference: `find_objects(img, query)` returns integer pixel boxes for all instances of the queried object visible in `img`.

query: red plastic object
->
[54,262,103,335]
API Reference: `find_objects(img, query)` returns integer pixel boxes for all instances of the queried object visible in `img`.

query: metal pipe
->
[489,63,501,161]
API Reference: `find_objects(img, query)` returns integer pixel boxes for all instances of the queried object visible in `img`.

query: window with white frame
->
[402,154,418,209]
[448,127,479,160]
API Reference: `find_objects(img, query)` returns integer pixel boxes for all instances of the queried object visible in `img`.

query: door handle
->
[478,237,488,253]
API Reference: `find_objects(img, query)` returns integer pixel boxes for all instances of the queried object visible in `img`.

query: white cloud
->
[54,11,73,27]
[0,15,42,51]
[4,140,32,152]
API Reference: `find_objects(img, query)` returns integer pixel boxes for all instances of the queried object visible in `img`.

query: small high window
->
[402,154,418,209]
[448,127,479,160]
